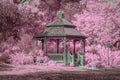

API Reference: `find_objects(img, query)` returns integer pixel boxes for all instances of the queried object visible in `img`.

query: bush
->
[85,44,120,68]
[10,52,34,65]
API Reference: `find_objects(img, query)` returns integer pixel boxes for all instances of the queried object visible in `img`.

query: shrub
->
[85,44,120,68]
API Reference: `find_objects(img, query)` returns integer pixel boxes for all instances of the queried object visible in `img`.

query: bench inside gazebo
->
[34,11,86,66]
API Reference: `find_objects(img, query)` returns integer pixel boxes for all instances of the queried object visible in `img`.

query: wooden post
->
[44,37,47,56]
[42,39,44,50]
[80,40,82,54]
[73,40,76,55]
[83,39,85,54]
[73,40,76,54]
[80,39,84,66]
[107,47,110,66]
[64,37,67,65]
[57,39,59,53]
[36,40,38,47]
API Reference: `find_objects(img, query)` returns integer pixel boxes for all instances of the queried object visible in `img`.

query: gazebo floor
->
[0,64,120,80]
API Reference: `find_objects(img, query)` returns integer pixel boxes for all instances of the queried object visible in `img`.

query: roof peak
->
[46,11,76,28]
[58,11,64,19]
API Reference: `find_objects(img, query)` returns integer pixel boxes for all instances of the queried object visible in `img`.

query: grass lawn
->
[0,64,120,80]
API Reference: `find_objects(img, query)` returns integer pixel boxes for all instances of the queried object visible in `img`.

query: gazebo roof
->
[47,11,75,27]
[34,11,86,39]
[47,18,75,27]
[34,27,85,38]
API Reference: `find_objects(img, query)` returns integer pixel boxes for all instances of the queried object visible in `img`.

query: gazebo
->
[34,11,86,66]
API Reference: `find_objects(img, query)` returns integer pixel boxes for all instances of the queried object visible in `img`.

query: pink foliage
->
[85,44,120,68]
[0,34,50,65]
[10,52,33,65]
[35,49,50,63]
[46,41,57,53]
[73,0,120,47]
[110,51,120,66]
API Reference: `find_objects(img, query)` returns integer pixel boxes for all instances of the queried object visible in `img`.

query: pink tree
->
[73,0,120,49]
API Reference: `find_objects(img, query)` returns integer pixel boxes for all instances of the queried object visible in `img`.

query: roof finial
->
[58,11,64,19]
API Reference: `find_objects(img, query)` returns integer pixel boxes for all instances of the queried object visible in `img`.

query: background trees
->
[73,0,120,49]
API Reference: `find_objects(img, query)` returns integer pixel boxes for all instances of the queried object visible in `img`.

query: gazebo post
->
[57,39,59,53]
[83,39,85,66]
[73,40,76,54]
[63,37,67,65]
[35,39,39,47]
[79,39,84,66]
[83,39,85,53]
[43,37,47,56]
[41,39,44,50]
[80,40,83,54]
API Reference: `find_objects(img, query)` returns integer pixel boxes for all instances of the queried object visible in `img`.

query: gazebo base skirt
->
[47,53,84,66]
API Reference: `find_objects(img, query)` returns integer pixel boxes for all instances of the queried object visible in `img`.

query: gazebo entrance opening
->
[34,11,86,66]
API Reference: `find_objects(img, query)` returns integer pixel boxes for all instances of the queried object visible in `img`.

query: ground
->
[0,63,120,80]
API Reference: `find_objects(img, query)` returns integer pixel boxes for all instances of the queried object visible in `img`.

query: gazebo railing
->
[47,52,84,66]
[67,52,74,65]
[67,52,84,66]
[77,53,84,66]
[47,54,64,63]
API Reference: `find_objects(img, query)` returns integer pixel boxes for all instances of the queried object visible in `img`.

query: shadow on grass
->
[0,63,13,71]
